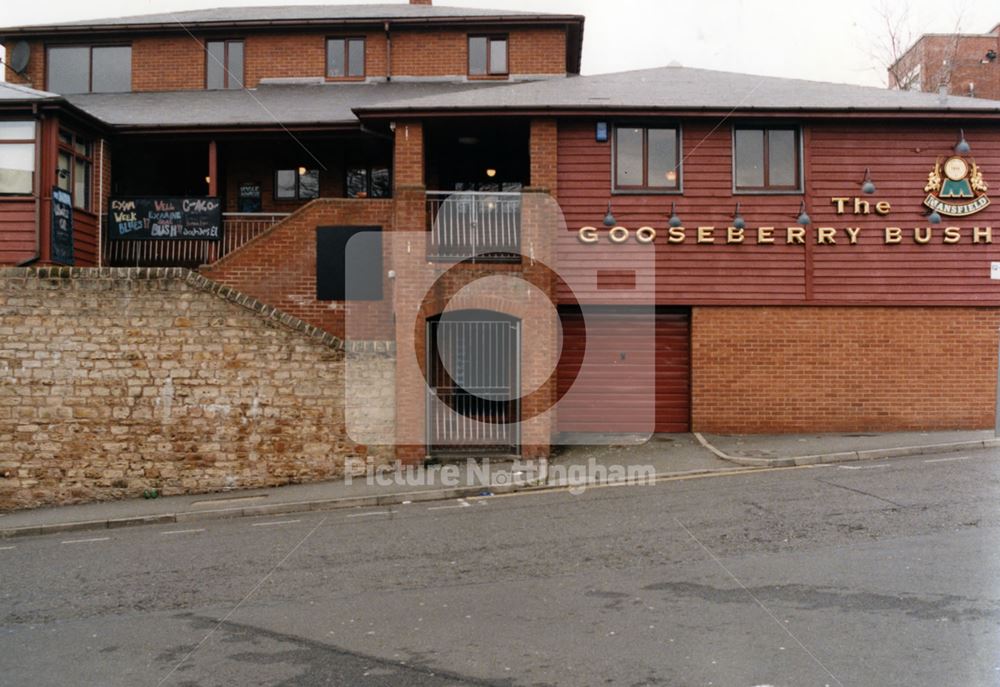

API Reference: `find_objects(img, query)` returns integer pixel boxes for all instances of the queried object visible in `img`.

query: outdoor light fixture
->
[298,166,307,176]
[955,129,971,155]
[796,200,811,226]
[595,122,609,142]
[732,202,746,230]
[603,202,617,227]
[204,176,211,184]
[668,202,683,228]
[486,168,497,178]
[928,209,943,225]
[861,168,876,195]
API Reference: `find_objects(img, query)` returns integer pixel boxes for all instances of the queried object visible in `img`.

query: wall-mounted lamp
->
[928,209,942,225]
[955,129,971,155]
[486,168,497,178]
[861,168,876,195]
[796,200,811,226]
[204,176,212,184]
[603,202,616,227]
[732,202,746,230]
[596,122,609,143]
[298,166,308,176]
[668,202,683,228]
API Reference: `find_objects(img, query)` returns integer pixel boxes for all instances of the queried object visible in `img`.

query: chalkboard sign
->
[238,182,262,213]
[50,186,74,265]
[108,197,223,241]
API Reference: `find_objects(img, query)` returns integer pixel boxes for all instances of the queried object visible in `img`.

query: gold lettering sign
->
[577,225,995,246]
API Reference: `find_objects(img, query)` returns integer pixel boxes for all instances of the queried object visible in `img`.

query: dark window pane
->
[469,36,487,75]
[91,46,131,92]
[768,129,797,187]
[615,127,644,187]
[226,41,244,89]
[370,167,390,198]
[348,39,365,77]
[647,128,678,188]
[276,169,296,199]
[346,168,368,198]
[327,39,345,77]
[206,41,225,89]
[489,39,507,74]
[735,128,765,189]
[0,143,35,194]
[57,152,72,192]
[47,47,90,94]
[74,158,90,209]
[299,170,320,199]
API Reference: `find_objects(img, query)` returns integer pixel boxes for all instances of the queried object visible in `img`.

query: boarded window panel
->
[348,39,365,77]
[489,38,508,74]
[226,41,244,88]
[206,41,226,89]
[735,128,765,189]
[316,226,383,301]
[327,39,345,77]
[615,127,644,187]
[47,47,90,94]
[647,128,678,188]
[768,129,797,187]
[91,46,131,93]
[469,36,487,75]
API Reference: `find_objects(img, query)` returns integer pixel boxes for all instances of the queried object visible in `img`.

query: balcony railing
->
[104,212,290,268]
[426,191,521,262]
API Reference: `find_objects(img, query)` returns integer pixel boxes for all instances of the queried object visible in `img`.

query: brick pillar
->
[529,118,558,195]
[393,120,425,189]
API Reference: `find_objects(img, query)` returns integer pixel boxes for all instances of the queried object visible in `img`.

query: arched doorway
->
[426,310,521,455]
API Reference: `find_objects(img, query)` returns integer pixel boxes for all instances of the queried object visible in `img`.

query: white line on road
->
[838,464,890,470]
[0,545,15,550]
[161,529,206,535]
[346,511,393,518]
[250,520,302,527]
[428,499,471,511]
[61,537,110,545]
[924,456,972,464]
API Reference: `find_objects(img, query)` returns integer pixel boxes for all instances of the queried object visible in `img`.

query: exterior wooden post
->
[208,140,218,197]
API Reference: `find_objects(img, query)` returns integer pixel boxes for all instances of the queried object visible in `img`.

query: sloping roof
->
[354,65,1000,115]
[0,4,584,33]
[64,81,508,130]
[0,81,60,102]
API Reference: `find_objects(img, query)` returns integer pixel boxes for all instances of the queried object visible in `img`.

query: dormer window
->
[46,45,131,94]
[206,40,244,90]
[327,38,366,80]
[469,35,508,77]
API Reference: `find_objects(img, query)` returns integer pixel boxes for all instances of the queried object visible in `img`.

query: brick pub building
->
[2,0,1000,496]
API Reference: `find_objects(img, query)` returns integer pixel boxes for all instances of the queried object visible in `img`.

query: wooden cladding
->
[556,119,1000,306]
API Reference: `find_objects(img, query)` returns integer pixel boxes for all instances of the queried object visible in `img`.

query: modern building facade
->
[3,1,1000,463]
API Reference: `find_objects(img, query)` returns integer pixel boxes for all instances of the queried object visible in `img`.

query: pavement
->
[1,430,996,538]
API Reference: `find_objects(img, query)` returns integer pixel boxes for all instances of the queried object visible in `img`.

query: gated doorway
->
[426,310,521,455]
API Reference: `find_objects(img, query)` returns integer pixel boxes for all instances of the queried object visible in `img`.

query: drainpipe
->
[97,138,104,267]
[384,21,392,82]
[19,103,43,266]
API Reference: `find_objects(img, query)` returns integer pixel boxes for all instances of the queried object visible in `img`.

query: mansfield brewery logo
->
[923,154,990,217]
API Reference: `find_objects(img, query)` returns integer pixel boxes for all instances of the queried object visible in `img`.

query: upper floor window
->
[56,130,92,211]
[327,38,365,79]
[0,121,35,196]
[346,165,391,199]
[275,168,319,200]
[469,35,508,77]
[47,45,131,94]
[733,126,801,192]
[206,40,244,90]
[614,126,680,191]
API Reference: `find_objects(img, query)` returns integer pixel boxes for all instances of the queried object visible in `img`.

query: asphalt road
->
[2,448,1000,687]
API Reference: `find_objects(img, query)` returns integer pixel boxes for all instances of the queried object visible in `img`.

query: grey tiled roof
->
[0,4,583,33]
[64,81,507,129]
[354,65,1000,114]
[0,81,60,101]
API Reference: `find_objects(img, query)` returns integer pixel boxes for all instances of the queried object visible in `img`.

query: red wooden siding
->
[557,308,690,433]
[0,199,38,264]
[73,211,98,266]
[555,119,1000,306]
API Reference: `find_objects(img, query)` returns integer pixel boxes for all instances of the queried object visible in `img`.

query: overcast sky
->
[2,0,998,87]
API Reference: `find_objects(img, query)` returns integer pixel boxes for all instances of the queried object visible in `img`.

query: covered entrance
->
[426,310,521,455]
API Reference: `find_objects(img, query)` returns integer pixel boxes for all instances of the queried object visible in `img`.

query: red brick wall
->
[133,36,206,91]
[2,39,44,89]
[891,34,1000,98]
[691,306,1000,433]
[392,27,566,77]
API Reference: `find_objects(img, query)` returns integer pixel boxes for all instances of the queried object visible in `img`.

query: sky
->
[1,0,998,87]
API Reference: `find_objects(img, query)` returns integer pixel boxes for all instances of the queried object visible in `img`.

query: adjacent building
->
[889,21,1000,98]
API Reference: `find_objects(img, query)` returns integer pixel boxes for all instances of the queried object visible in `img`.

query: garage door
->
[557,308,690,433]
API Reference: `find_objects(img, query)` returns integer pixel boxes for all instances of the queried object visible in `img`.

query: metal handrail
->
[426,191,522,263]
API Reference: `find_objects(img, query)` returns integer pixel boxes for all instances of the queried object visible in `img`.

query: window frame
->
[56,129,93,212]
[611,124,683,195]
[731,124,803,194]
[204,38,245,90]
[468,34,509,78]
[345,164,392,199]
[274,168,320,201]
[0,120,36,197]
[325,36,367,81]
[45,43,132,94]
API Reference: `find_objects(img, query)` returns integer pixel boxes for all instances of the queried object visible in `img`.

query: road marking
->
[61,537,110,545]
[838,464,890,470]
[250,520,301,527]
[346,511,393,518]
[428,499,471,511]
[924,456,972,464]
[161,528,206,535]
[0,545,15,551]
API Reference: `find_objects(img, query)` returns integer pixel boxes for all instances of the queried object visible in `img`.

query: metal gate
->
[426,313,520,455]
